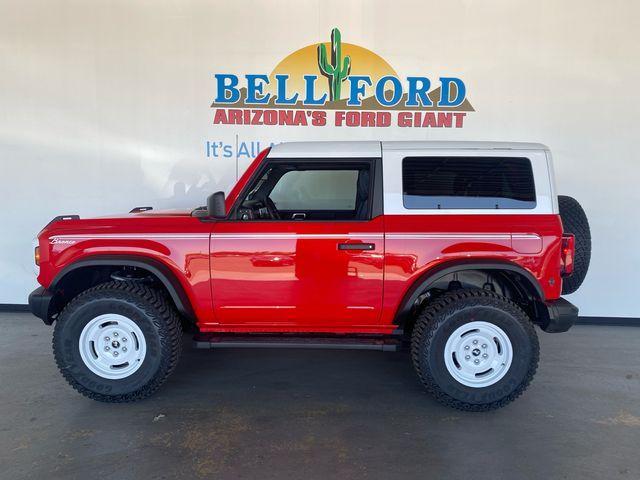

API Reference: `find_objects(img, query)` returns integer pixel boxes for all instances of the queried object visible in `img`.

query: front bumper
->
[538,297,579,333]
[28,287,54,325]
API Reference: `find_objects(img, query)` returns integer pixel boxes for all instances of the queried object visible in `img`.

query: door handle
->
[338,243,375,251]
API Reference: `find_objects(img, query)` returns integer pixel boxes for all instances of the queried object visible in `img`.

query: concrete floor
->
[1,313,639,480]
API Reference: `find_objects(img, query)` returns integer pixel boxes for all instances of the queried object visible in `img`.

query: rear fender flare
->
[393,259,544,328]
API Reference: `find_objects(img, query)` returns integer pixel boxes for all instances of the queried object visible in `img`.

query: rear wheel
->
[411,289,539,411]
[53,281,182,402]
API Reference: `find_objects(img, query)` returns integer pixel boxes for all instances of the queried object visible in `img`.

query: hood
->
[92,208,196,219]
[34,207,211,290]
[37,207,204,239]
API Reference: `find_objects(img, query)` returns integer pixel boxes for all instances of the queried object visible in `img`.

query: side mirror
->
[207,191,226,218]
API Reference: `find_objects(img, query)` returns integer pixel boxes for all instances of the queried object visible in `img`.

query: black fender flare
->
[393,259,545,328]
[50,255,196,320]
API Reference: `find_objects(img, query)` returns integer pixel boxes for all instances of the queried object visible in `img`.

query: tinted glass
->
[402,156,536,209]
[269,169,359,210]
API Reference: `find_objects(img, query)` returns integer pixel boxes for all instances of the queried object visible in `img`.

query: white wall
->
[1,0,638,316]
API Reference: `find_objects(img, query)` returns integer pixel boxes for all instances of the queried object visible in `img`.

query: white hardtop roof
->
[382,141,549,151]
[269,141,381,158]
[269,141,549,158]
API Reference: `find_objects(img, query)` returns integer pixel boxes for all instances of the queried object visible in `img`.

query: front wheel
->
[53,281,182,402]
[411,289,539,411]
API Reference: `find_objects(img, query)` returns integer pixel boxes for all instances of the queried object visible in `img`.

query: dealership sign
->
[211,28,474,128]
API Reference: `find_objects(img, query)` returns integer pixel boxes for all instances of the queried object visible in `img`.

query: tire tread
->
[52,281,182,403]
[410,288,539,412]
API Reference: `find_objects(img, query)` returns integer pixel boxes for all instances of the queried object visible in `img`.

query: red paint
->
[36,150,567,335]
[380,214,563,327]
[208,217,384,332]
[37,214,215,324]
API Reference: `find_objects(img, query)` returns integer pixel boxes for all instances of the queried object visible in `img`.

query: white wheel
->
[443,321,513,388]
[78,313,147,380]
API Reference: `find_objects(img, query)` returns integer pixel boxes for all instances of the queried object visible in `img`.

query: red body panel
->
[36,148,565,335]
[381,214,563,327]
[205,217,384,333]
[38,214,216,324]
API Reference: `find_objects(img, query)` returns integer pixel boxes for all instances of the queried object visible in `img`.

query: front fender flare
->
[50,254,196,320]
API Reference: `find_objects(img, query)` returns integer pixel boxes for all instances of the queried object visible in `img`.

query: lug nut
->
[113,332,119,337]
[473,340,478,345]
[113,351,119,356]
[122,337,127,342]
[104,337,110,341]
[464,345,470,350]
[482,353,488,358]
[474,359,480,364]
[465,355,470,360]
[122,347,127,352]
[104,346,110,351]
[482,344,487,348]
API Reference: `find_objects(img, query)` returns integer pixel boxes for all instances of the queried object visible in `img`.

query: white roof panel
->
[382,141,549,151]
[269,141,549,158]
[269,141,381,158]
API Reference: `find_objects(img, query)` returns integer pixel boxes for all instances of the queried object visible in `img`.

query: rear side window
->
[402,157,536,209]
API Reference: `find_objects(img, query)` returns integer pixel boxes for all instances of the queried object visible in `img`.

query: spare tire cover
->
[558,195,591,295]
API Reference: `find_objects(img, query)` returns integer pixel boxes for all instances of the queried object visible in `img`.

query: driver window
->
[236,162,371,221]
[270,170,358,211]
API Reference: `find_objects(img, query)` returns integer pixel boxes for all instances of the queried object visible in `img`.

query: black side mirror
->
[207,191,226,218]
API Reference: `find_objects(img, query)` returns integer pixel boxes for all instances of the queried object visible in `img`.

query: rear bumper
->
[538,297,579,333]
[28,287,54,325]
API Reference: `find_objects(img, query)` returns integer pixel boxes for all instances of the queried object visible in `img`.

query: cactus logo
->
[211,28,474,128]
[317,28,351,102]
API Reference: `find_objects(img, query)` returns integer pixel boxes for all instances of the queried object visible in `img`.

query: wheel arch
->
[393,259,545,330]
[49,255,196,321]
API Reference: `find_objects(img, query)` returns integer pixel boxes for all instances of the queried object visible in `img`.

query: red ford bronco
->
[29,141,591,411]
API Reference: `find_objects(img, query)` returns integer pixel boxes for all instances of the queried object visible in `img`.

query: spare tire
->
[558,195,591,294]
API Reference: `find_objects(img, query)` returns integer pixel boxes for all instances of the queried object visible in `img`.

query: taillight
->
[34,246,40,266]
[561,234,575,276]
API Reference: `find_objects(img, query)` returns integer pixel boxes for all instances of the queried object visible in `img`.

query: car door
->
[210,158,384,331]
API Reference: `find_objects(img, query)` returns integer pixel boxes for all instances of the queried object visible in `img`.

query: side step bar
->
[193,333,401,352]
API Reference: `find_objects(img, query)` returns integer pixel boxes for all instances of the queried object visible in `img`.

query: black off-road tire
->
[53,281,182,402]
[558,195,591,295]
[411,289,539,411]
